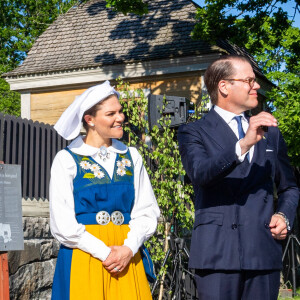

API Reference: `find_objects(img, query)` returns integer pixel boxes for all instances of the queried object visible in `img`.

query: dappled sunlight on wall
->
[129,75,203,104]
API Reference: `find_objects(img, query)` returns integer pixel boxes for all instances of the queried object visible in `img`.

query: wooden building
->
[4,0,272,125]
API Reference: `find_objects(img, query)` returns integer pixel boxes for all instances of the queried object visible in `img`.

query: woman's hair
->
[204,55,251,105]
[82,94,116,132]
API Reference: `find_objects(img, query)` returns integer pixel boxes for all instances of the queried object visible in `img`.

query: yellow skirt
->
[69,223,152,300]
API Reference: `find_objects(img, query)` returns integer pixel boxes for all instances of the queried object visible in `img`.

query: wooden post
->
[0,252,9,300]
[0,161,9,299]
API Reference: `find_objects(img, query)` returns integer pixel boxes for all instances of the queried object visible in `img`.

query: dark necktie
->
[234,116,250,162]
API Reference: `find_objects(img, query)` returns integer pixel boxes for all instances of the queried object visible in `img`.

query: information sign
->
[0,164,24,251]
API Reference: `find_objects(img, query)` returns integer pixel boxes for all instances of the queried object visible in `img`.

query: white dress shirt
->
[214,105,254,162]
[50,136,160,262]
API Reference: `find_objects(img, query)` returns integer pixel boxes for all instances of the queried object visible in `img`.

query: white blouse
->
[49,136,160,262]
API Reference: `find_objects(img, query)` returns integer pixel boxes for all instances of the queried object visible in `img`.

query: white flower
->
[117,160,125,169]
[117,168,126,176]
[80,161,91,170]
[90,164,100,172]
[94,171,105,179]
[122,158,131,167]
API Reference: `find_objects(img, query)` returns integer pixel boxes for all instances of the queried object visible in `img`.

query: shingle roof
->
[216,40,265,79]
[5,0,264,78]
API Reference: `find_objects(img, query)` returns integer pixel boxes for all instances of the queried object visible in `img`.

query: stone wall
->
[8,217,59,300]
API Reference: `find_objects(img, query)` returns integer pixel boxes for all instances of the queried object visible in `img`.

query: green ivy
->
[117,78,203,293]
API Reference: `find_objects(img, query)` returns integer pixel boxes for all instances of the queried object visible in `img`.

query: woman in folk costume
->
[50,81,160,300]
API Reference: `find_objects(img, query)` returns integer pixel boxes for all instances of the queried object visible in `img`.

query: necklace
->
[98,146,110,161]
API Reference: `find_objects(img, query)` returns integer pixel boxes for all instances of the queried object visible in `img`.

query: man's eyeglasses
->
[224,78,257,89]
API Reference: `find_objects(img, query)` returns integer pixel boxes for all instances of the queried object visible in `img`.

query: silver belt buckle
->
[96,211,110,225]
[111,211,124,225]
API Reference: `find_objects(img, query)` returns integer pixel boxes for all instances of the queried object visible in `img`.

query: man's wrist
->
[274,212,291,231]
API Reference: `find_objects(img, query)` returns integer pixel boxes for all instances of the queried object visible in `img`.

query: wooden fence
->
[0,113,68,200]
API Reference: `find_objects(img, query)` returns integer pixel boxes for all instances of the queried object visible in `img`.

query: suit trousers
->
[194,269,280,300]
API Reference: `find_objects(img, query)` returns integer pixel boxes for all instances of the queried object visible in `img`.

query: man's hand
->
[239,112,277,155]
[102,245,133,275]
[269,214,288,240]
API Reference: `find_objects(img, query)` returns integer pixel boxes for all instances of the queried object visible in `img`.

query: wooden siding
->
[31,88,86,125]
[131,75,203,104]
[29,75,203,125]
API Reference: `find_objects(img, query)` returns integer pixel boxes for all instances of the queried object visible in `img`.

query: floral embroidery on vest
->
[116,155,133,177]
[80,157,105,179]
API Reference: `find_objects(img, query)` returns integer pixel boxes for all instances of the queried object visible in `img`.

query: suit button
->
[265,223,269,229]
[231,223,238,229]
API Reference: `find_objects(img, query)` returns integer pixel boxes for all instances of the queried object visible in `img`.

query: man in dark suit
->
[178,55,299,300]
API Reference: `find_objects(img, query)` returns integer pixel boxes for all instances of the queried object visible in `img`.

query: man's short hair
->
[204,55,252,105]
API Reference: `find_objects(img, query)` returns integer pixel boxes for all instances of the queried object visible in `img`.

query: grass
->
[278,288,300,299]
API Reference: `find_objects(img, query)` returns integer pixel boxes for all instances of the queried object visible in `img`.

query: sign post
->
[0,251,9,300]
[0,162,24,299]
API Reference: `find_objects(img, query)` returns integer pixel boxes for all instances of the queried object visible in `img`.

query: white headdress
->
[54,81,120,140]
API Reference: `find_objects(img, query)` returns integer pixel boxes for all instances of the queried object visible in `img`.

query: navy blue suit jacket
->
[178,109,299,270]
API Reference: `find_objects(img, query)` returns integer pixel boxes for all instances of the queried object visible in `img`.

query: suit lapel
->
[201,109,238,150]
[202,110,268,165]
[200,108,268,169]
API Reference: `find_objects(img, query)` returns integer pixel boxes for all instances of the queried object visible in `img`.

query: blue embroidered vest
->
[65,147,135,225]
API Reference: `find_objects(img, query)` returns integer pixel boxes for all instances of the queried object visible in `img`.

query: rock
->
[41,239,60,260]
[23,217,52,239]
[9,259,56,300]
[8,241,40,274]
[8,217,58,299]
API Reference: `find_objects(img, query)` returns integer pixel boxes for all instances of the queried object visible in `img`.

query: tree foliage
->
[77,0,148,15]
[0,0,83,71]
[104,0,148,15]
[0,80,20,116]
[193,0,299,56]
[118,78,195,237]
[0,0,147,117]
[0,0,80,116]
[192,0,300,166]
[0,0,147,72]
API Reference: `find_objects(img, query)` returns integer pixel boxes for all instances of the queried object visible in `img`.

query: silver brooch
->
[98,146,110,161]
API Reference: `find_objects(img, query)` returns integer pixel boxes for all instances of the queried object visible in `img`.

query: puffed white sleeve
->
[49,150,111,261]
[123,148,160,255]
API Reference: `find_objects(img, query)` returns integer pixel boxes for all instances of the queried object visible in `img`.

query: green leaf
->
[83,173,95,178]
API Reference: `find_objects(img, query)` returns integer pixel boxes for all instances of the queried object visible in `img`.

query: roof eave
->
[4,53,221,92]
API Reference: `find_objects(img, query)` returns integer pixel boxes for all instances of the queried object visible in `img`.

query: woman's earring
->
[90,123,95,127]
